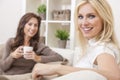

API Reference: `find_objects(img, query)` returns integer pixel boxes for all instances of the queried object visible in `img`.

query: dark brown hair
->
[11,13,41,51]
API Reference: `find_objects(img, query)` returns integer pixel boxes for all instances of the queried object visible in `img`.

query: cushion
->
[0,75,9,80]
[52,70,107,80]
[0,44,4,59]
[51,48,74,65]
[4,73,32,80]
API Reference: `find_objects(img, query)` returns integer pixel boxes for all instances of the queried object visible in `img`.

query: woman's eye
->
[34,24,38,27]
[28,23,32,26]
[78,15,83,19]
[88,15,95,19]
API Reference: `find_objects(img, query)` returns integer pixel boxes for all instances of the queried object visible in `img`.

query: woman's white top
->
[74,39,120,69]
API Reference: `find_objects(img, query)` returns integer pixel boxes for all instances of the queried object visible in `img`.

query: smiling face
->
[78,3,103,39]
[24,17,38,39]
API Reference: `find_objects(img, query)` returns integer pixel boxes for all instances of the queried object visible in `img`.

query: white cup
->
[23,46,33,54]
[23,46,33,59]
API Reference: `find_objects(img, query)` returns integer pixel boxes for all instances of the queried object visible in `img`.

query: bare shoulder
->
[96,53,119,70]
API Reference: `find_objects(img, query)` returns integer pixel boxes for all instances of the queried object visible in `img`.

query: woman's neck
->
[24,37,30,46]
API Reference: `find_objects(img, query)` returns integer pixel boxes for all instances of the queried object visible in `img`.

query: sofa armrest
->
[50,48,74,66]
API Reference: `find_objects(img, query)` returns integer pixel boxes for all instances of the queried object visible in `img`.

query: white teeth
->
[83,27,92,31]
[29,30,34,33]
[29,31,34,34]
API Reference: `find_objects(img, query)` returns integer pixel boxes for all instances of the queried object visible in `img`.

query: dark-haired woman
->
[0,12,65,75]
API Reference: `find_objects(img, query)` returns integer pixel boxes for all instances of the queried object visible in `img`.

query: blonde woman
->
[32,0,120,80]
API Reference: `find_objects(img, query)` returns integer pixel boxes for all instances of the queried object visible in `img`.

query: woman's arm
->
[94,53,120,80]
[55,53,120,80]
[32,53,120,80]
[36,43,65,63]
[0,38,23,71]
[0,38,15,71]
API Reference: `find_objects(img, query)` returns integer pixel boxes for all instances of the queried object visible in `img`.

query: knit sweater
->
[0,38,64,75]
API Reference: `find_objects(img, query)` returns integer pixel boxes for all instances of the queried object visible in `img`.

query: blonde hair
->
[74,0,119,55]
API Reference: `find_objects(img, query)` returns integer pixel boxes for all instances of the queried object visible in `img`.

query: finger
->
[17,48,23,53]
[26,51,33,53]
[19,50,23,53]
[36,75,43,80]
[32,71,38,80]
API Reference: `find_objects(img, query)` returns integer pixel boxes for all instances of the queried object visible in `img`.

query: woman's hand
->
[23,51,41,62]
[10,46,23,59]
[32,63,59,80]
[32,52,41,62]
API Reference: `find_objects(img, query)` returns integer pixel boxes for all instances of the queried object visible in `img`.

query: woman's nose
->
[31,25,35,30]
[81,19,89,26]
